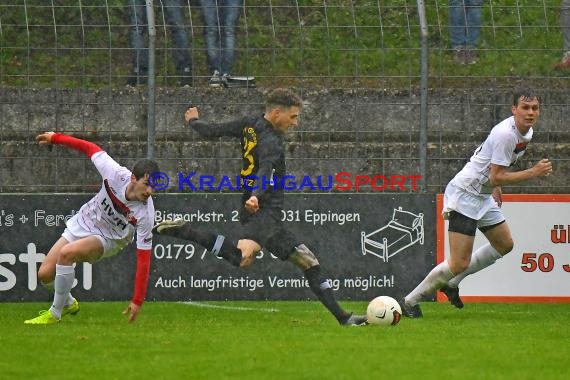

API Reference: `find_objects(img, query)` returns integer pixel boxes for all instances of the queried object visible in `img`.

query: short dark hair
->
[265,88,303,111]
[513,89,541,106]
[132,159,160,180]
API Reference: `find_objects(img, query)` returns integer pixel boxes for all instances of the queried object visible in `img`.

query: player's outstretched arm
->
[245,195,259,214]
[123,302,141,323]
[184,106,246,138]
[36,131,103,158]
[123,248,151,323]
[184,106,199,124]
[36,131,56,145]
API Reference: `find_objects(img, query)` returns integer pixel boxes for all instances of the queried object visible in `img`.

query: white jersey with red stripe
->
[449,115,533,196]
[67,151,154,250]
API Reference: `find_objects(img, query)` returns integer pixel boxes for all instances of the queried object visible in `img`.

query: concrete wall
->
[1,87,568,193]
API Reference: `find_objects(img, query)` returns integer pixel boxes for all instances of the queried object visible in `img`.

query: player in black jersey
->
[154,88,367,326]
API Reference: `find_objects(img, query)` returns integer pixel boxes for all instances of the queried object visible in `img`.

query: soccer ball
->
[366,296,402,326]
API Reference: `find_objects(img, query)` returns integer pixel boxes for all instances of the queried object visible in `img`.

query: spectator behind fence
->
[199,0,243,87]
[126,0,192,87]
[449,0,482,65]
[555,0,570,69]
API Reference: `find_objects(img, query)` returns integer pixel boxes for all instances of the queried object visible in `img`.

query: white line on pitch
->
[181,301,279,313]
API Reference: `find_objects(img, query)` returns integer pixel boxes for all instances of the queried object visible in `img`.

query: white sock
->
[50,264,75,319]
[447,244,501,288]
[66,294,75,307]
[42,281,73,305]
[405,260,455,306]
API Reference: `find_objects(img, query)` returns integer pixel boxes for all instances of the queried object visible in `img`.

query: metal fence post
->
[146,0,156,160]
[417,0,428,193]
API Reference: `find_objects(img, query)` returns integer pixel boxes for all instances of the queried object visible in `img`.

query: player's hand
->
[36,131,56,145]
[534,158,553,177]
[240,251,255,268]
[492,186,503,207]
[122,301,141,323]
[184,106,199,124]
[245,196,259,213]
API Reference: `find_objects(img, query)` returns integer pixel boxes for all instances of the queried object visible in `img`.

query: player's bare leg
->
[53,237,102,317]
[402,231,471,317]
[56,237,101,313]
[446,222,512,290]
[25,236,103,324]
[37,237,81,317]
[237,239,261,268]
[28,237,79,319]
[37,237,70,284]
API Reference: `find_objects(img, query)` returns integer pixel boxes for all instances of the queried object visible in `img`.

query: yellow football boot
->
[24,310,60,325]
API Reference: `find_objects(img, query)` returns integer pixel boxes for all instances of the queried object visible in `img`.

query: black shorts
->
[448,210,505,236]
[240,207,300,260]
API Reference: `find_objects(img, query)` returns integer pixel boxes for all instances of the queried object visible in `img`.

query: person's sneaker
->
[341,313,368,326]
[178,67,192,87]
[152,218,186,235]
[225,74,256,88]
[453,47,466,65]
[440,285,464,309]
[62,298,80,317]
[125,72,147,87]
[221,73,230,87]
[401,298,423,318]
[24,310,60,325]
[209,70,223,87]
[465,49,478,64]
[554,53,570,70]
[125,75,137,87]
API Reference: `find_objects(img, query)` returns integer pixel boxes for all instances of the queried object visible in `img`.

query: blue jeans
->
[199,0,243,75]
[562,0,570,52]
[127,0,192,75]
[449,0,483,49]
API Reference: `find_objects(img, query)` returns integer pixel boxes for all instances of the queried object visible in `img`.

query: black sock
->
[161,223,241,267]
[210,235,242,267]
[304,265,349,323]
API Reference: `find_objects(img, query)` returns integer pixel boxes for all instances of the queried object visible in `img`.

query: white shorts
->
[443,182,505,228]
[62,218,132,261]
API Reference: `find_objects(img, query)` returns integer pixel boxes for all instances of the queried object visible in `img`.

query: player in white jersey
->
[402,89,553,318]
[24,131,159,325]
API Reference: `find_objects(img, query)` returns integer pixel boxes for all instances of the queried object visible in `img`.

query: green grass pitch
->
[1,301,568,380]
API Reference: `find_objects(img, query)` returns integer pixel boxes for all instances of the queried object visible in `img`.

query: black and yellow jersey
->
[189,115,285,209]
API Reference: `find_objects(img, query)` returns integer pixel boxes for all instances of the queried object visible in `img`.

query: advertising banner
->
[1,193,436,302]
[436,194,570,303]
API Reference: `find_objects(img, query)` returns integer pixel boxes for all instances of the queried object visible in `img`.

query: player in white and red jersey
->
[24,131,159,325]
[402,89,553,318]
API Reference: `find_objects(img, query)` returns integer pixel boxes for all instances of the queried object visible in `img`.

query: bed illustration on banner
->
[361,207,424,262]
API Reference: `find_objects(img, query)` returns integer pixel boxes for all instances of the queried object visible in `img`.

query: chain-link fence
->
[1,0,569,193]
